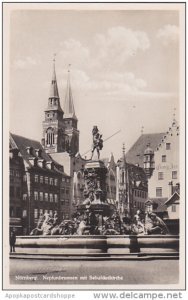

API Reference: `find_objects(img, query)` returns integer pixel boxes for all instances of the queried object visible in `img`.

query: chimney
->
[168,181,173,198]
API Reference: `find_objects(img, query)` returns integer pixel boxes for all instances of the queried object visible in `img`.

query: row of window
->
[158,171,177,180]
[61,187,70,195]
[10,169,21,177]
[10,186,21,198]
[34,175,58,185]
[34,208,57,219]
[62,178,70,183]
[47,112,56,118]
[49,99,58,106]
[155,186,179,198]
[10,206,22,217]
[33,191,58,202]
[61,199,70,205]
[134,189,147,199]
[134,201,145,209]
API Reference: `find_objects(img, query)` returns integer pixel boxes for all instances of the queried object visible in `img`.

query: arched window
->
[46,128,54,145]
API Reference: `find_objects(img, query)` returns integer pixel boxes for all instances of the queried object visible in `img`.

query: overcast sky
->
[9,8,180,160]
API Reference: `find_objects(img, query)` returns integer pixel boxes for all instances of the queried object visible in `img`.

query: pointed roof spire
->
[122,143,126,167]
[172,107,178,127]
[63,65,77,120]
[122,143,126,156]
[173,107,176,121]
[49,54,59,99]
[141,126,144,135]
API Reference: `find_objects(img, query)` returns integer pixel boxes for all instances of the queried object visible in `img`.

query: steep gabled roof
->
[63,71,77,120]
[49,60,59,99]
[10,133,66,175]
[125,133,165,167]
[117,158,148,189]
[149,197,168,213]
[10,133,50,162]
[164,191,180,206]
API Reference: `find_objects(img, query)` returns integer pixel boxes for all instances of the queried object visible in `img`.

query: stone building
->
[125,133,165,168]
[116,146,148,219]
[42,61,79,156]
[41,62,88,216]
[124,119,180,230]
[147,119,179,220]
[9,147,25,234]
[9,133,71,234]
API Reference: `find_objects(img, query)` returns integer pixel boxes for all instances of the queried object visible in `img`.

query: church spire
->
[63,66,77,120]
[49,54,59,99]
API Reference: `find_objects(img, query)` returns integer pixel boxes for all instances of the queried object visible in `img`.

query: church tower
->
[42,58,66,153]
[63,69,79,156]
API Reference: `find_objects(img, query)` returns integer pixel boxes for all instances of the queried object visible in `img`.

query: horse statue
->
[91,126,103,160]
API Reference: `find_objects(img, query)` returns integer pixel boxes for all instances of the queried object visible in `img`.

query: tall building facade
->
[148,119,179,217]
[42,62,85,217]
[124,119,180,225]
[116,146,148,219]
[9,148,25,234]
[42,61,66,154]
[9,133,71,234]
[42,62,79,156]
[63,71,79,156]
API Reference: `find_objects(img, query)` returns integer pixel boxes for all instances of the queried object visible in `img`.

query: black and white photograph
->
[3,2,185,291]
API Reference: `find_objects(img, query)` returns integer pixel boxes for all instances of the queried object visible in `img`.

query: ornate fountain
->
[14,127,179,259]
[76,126,113,231]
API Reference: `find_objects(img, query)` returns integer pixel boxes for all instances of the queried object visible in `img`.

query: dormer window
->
[46,161,54,170]
[26,146,33,155]
[35,149,42,157]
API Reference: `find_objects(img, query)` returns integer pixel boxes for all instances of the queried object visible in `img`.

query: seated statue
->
[146,213,169,235]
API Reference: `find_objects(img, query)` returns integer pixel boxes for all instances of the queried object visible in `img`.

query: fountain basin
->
[12,235,179,258]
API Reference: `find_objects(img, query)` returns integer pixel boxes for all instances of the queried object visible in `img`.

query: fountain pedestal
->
[77,160,113,230]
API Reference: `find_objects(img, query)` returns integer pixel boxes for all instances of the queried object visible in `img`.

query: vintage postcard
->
[2,2,186,291]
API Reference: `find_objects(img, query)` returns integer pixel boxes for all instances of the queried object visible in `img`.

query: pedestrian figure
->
[10,229,16,253]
